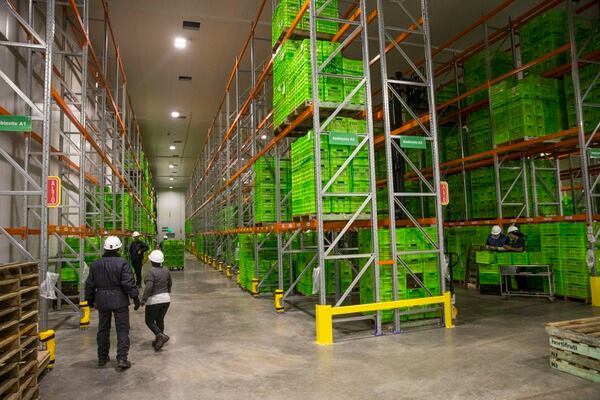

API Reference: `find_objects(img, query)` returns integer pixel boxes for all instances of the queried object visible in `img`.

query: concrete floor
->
[41,253,600,399]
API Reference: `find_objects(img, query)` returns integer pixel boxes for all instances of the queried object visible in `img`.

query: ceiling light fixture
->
[169,186,173,189]
[169,164,174,169]
[174,37,188,49]
[169,145,176,150]
[170,177,174,181]
[170,111,180,118]
[260,134,267,140]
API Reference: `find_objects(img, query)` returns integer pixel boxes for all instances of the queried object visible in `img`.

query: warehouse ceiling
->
[93,0,545,191]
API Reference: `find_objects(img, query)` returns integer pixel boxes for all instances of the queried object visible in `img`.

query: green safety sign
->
[329,132,358,146]
[0,115,32,132]
[590,148,600,159]
[399,135,427,149]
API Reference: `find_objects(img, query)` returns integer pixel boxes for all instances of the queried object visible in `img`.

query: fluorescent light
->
[174,37,188,49]
[171,111,180,118]
[169,164,174,169]
[169,177,174,181]
[169,186,173,189]
[260,134,267,140]
[169,145,176,150]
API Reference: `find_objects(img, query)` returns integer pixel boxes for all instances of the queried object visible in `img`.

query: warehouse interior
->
[1,0,600,399]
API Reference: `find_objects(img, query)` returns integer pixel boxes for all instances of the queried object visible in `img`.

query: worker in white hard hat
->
[85,236,141,370]
[504,226,525,252]
[159,234,168,251]
[485,225,509,251]
[504,225,528,291]
[128,231,149,287]
[138,250,172,351]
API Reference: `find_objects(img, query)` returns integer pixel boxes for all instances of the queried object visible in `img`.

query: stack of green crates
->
[358,227,440,323]
[541,222,590,299]
[272,38,365,128]
[520,9,589,75]
[491,75,565,145]
[271,0,339,47]
[61,237,101,284]
[564,62,600,133]
[291,117,369,216]
[237,234,290,293]
[463,49,513,104]
[162,240,184,269]
[253,156,291,223]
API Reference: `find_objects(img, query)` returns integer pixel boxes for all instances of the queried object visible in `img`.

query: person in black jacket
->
[129,231,149,287]
[139,250,172,351]
[85,236,141,370]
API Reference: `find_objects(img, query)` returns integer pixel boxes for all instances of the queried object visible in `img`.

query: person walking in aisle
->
[129,231,149,287]
[138,249,172,351]
[85,236,141,370]
[159,234,168,251]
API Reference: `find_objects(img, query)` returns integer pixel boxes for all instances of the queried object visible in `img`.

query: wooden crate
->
[546,316,600,384]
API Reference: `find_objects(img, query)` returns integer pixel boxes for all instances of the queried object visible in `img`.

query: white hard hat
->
[132,231,140,238]
[491,225,502,235]
[103,236,122,250]
[163,235,168,239]
[149,250,164,264]
[507,226,519,234]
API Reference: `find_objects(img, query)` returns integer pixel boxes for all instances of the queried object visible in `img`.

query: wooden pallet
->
[546,316,600,383]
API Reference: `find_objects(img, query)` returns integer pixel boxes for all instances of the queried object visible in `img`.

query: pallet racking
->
[186,0,600,342]
[0,0,157,331]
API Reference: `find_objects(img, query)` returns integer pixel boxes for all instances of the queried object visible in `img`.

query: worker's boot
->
[117,359,131,370]
[153,333,169,351]
[98,355,110,367]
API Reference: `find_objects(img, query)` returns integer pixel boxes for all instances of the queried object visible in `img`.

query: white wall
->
[157,190,185,241]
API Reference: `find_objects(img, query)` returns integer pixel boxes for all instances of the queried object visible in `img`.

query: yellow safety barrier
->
[226,265,232,279]
[212,259,217,269]
[251,278,259,297]
[274,289,284,313]
[236,270,241,286]
[39,330,56,369]
[79,301,90,329]
[218,261,223,272]
[591,276,600,307]
[315,291,454,345]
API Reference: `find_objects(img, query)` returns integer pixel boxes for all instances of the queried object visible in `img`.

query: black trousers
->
[97,307,130,361]
[132,258,143,286]
[145,302,170,336]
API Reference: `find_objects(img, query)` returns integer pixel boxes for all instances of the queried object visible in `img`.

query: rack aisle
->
[0,0,157,333]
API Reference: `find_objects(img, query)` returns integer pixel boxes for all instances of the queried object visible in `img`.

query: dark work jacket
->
[141,266,172,304]
[486,234,509,247]
[129,240,149,261]
[85,254,139,311]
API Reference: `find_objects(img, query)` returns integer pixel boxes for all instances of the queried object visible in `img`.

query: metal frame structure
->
[0,0,157,331]
[187,0,600,342]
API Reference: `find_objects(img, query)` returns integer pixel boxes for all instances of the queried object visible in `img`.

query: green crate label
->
[0,115,32,132]
[400,136,427,149]
[590,148,600,159]
[329,132,358,146]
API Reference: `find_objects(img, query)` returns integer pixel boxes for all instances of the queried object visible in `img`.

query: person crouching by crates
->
[137,250,172,351]
[504,225,527,291]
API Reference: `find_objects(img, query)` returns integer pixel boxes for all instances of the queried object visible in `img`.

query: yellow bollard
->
[79,301,90,329]
[39,330,56,369]
[213,259,217,269]
[226,265,232,279]
[591,276,600,307]
[236,270,241,287]
[315,305,333,345]
[443,291,455,329]
[274,289,284,313]
[251,278,259,297]
[218,261,223,272]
